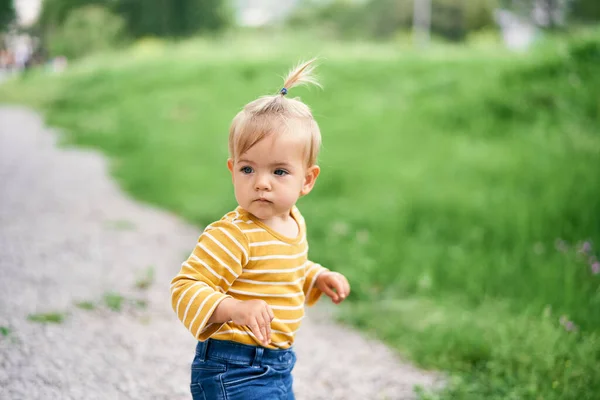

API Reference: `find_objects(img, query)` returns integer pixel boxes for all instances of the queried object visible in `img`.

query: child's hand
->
[316,271,351,304]
[230,299,275,347]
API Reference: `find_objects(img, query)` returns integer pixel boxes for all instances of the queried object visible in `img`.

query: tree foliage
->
[38,0,229,39]
[48,5,125,58]
[114,0,228,37]
[0,0,15,32]
[500,0,600,27]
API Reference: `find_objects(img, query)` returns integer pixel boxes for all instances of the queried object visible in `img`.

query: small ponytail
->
[279,58,322,97]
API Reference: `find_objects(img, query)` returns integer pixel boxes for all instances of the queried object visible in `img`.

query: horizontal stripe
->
[249,249,307,261]
[242,262,308,274]
[235,277,305,286]
[249,240,291,247]
[212,329,296,348]
[215,329,250,335]
[228,288,305,298]
[213,328,300,337]
[271,341,291,347]
[274,316,304,324]
[271,329,299,337]
[213,329,255,338]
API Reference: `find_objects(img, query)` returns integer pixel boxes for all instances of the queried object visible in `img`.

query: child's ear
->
[227,159,235,182]
[300,165,320,196]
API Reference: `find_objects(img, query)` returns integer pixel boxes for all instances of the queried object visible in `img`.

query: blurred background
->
[1,0,599,399]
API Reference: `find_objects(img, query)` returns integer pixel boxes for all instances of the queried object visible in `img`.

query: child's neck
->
[259,210,299,239]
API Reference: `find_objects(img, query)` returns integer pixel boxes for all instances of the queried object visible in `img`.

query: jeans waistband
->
[195,339,295,368]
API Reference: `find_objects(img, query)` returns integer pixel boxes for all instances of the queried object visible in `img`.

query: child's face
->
[227,134,320,221]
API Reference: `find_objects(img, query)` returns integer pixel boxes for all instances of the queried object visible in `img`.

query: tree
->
[571,0,600,22]
[499,0,600,27]
[48,5,125,58]
[39,0,229,39]
[37,0,107,41]
[110,0,229,37]
[0,0,15,32]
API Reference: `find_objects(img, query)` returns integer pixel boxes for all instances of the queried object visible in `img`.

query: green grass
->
[2,29,599,399]
[74,301,96,310]
[103,292,124,312]
[27,312,66,324]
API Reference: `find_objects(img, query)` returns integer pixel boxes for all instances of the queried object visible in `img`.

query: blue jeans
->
[190,339,296,400]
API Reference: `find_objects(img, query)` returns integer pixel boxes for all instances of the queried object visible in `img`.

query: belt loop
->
[252,347,264,367]
[198,339,209,362]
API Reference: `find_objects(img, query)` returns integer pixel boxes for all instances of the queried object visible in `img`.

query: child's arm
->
[303,261,351,305]
[170,221,251,340]
[207,297,274,346]
[302,261,329,306]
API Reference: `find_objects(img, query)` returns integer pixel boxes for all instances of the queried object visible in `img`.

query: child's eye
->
[240,166,253,174]
[274,169,288,176]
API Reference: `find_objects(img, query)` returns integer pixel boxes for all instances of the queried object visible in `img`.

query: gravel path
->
[0,106,440,400]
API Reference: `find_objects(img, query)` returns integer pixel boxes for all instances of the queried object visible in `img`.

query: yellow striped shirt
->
[170,206,328,349]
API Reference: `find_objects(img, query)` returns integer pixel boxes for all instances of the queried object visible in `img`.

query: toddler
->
[170,59,351,400]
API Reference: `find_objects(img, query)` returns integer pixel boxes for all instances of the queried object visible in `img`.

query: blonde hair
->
[228,59,322,167]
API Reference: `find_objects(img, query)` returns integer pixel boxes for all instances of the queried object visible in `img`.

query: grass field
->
[2,29,599,399]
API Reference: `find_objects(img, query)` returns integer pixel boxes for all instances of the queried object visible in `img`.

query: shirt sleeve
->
[170,220,249,340]
[303,260,329,306]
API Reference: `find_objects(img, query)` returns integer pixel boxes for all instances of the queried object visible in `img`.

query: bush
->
[48,5,125,59]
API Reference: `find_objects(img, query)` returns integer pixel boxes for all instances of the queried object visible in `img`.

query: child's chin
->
[247,206,273,220]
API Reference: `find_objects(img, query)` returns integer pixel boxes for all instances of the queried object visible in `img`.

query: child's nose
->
[254,174,271,191]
